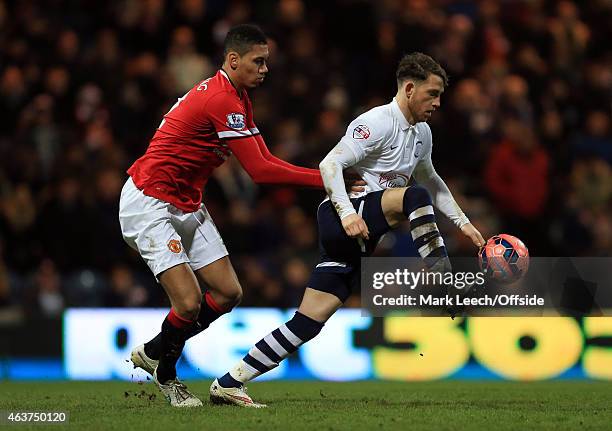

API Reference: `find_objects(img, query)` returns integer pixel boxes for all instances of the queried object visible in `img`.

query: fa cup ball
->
[478,234,529,283]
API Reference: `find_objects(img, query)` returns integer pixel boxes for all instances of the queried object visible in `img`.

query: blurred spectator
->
[485,119,550,219]
[548,0,590,79]
[238,257,284,307]
[104,264,149,307]
[0,66,28,136]
[166,26,214,94]
[499,75,534,126]
[553,158,612,256]
[0,183,38,272]
[37,177,94,271]
[438,78,494,174]
[0,1,610,313]
[571,111,612,164]
[432,14,473,77]
[484,118,550,253]
[0,246,10,307]
[569,158,611,213]
[283,206,317,253]
[24,259,65,318]
[91,168,130,270]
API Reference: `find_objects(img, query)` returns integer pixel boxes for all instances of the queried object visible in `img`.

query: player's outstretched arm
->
[228,137,324,188]
[253,134,317,173]
[412,152,484,247]
[254,134,366,193]
[209,91,323,188]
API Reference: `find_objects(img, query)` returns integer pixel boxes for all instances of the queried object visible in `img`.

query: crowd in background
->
[0,0,610,316]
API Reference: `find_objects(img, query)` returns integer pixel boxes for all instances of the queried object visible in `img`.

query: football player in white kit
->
[209,52,486,407]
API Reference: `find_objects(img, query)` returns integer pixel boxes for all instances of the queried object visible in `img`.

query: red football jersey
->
[128,70,260,212]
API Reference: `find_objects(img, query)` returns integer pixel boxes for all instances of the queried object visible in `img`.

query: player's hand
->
[342,213,370,240]
[343,169,366,194]
[461,223,485,248]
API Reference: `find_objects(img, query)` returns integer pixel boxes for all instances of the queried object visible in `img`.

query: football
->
[478,234,529,283]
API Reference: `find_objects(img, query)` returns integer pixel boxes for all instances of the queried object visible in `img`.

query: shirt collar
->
[219,69,230,81]
[219,69,243,98]
[391,97,418,134]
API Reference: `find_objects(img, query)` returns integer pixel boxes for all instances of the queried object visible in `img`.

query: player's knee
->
[403,184,433,217]
[382,188,408,222]
[226,288,243,308]
[174,297,201,321]
[216,283,243,309]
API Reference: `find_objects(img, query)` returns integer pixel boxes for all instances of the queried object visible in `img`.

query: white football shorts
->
[119,177,228,278]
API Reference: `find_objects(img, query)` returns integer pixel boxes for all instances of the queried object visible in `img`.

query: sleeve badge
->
[352,124,371,139]
[226,113,246,130]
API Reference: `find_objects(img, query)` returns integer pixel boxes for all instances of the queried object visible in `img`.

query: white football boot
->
[209,379,267,408]
[153,368,203,408]
[130,344,158,376]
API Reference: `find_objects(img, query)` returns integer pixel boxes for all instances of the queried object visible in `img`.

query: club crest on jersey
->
[353,125,370,140]
[226,113,246,130]
[167,239,182,253]
[379,171,410,188]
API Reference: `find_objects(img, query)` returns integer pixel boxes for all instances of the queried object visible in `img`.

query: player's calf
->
[155,308,198,384]
[209,287,242,310]
[212,285,342,407]
[141,290,235,364]
[184,258,243,339]
[215,311,324,390]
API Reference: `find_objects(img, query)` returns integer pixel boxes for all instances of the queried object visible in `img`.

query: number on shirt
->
[197,78,212,91]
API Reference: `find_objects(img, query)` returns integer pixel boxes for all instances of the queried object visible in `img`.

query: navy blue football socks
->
[403,185,451,272]
[218,311,324,388]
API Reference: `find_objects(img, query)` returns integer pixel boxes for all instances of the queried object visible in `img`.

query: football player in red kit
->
[119,24,337,407]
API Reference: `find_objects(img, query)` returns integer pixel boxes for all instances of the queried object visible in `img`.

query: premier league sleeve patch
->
[353,124,371,139]
[226,113,246,130]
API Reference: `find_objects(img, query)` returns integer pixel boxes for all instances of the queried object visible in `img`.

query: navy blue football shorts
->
[307,190,390,302]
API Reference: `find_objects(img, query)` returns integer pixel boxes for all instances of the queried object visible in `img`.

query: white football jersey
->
[340,98,432,197]
[319,97,469,227]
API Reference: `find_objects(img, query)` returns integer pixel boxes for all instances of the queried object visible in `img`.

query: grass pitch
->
[1,380,610,430]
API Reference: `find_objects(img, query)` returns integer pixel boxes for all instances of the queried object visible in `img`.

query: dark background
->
[0,0,610,319]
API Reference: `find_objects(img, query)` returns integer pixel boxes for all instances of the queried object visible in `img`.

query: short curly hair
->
[396,52,448,88]
[223,24,268,57]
